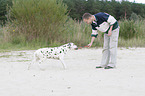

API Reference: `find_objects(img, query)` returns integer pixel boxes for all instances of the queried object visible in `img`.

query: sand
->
[0,48,145,96]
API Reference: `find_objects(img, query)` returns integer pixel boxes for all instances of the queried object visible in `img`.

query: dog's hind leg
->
[28,62,32,70]
[28,63,31,70]
[28,53,38,70]
[37,57,47,71]
[27,59,35,70]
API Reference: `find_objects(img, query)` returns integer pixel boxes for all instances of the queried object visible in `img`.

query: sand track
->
[0,48,145,96]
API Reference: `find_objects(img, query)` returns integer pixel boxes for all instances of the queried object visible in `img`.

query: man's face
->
[83,17,92,24]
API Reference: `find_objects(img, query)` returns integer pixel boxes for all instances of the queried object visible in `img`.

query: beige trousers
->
[101,27,119,67]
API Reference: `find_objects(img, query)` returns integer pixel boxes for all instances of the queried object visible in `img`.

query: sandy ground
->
[0,48,145,96]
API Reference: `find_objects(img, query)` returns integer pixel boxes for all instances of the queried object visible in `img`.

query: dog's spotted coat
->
[28,43,77,70]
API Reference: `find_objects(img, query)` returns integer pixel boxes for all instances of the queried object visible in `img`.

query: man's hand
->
[108,25,113,36]
[88,43,92,48]
[108,30,112,36]
[88,37,95,48]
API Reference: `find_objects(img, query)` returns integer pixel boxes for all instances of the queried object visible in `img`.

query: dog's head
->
[66,43,78,49]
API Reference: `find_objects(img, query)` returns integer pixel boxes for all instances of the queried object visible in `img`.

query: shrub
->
[8,0,68,46]
[119,20,136,39]
[119,19,145,40]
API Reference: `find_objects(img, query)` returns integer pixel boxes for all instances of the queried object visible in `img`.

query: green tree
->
[119,1,132,19]
[131,3,145,18]
[0,0,12,25]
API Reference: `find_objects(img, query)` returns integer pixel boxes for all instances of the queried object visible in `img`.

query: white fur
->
[28,43,77,70]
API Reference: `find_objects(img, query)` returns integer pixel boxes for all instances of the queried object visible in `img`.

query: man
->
[82,12,119,69]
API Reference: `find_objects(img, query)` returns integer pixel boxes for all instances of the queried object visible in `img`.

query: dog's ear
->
[67,43,71,46]
[67,43,70,45]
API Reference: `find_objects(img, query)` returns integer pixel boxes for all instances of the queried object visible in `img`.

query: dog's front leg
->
[59,57,67,69]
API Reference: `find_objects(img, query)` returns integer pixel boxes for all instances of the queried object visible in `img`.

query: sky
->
[117,0,145,3]
[86,0,145,4]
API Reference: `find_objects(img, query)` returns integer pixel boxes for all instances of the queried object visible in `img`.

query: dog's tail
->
[33,51,40,62]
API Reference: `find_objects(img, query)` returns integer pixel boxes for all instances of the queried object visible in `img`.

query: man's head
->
[82,13,94,24]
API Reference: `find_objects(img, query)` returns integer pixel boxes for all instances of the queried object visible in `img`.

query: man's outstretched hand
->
[88,43,92,48]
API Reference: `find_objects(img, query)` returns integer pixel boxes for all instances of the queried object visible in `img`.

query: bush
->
[119,20,136,39]
[129,12,143,21]
[8,0,68,46]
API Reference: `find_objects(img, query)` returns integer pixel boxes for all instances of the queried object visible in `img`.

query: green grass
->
[0,55,12,58]
[12,60,31,62]
[118,37,145,47]
[1,19,145,51]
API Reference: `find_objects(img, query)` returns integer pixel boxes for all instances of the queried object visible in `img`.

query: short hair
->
[82,13,92,20]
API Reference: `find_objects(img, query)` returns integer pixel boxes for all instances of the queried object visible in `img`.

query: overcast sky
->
[86,0,145,4]
[117,0,145,3]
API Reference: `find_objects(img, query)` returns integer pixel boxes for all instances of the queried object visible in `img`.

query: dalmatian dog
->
[28,43,77,70]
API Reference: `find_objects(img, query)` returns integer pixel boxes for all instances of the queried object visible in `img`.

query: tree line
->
[63,0,145,20]
[1,0,145,25]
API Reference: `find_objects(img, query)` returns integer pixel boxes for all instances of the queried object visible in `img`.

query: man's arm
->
[88,37,95,48]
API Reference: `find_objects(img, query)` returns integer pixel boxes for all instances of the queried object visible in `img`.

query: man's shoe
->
[96,66,103,69]
[104,66,114,69]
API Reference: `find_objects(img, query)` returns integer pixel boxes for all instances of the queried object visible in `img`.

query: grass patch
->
[13,60,31,62]
[118,37,145,47]
[0,55,12,58]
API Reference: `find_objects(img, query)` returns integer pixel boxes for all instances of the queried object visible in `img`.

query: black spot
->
[54,54,57,55]
[47,51,48,52]
[51,49,53,51]
[60,51,62,53]
[41,51,43,53]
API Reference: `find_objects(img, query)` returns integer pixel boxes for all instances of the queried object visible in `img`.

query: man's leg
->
[100,33,110,67]
[107,28,119,68]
